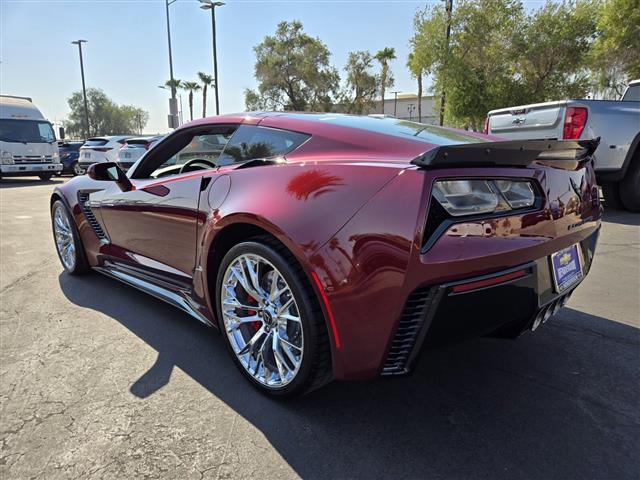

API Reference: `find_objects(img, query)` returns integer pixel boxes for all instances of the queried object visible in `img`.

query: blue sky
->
[1,0,547,134]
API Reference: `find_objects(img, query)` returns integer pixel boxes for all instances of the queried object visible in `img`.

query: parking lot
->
[1,177,638,479]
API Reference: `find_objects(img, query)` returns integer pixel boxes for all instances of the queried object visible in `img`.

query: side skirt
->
[93,265,213,327]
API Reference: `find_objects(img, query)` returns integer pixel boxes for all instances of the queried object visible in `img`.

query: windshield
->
[0,119,56,143]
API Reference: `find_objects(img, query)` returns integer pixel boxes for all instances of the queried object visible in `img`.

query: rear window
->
[284,113,485,145]
[83,138,108,147]
[217,125,310,166]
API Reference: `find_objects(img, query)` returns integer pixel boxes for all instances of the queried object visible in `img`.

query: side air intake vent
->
[78,192,109,242]
[382,286,439,375]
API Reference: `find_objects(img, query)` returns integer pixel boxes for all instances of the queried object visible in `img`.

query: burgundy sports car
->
[51,113,601,397]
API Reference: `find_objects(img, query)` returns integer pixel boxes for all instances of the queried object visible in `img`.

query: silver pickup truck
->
[486,80,640,212]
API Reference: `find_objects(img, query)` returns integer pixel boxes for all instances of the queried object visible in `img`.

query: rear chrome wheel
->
[216,239,332,397]
[221,253,304,388]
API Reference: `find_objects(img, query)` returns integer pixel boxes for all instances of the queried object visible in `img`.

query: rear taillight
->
[483,117,489,135]
[562,107,588,139]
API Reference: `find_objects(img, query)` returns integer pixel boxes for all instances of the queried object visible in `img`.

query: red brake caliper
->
[245,294,262,332]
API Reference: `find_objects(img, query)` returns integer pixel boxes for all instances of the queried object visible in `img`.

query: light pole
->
[165,0,179,128]
[440,0,453,126]
[391,91,400,117]
[71,40,90,139]
[158,86,183,126]
[199,0,224,115]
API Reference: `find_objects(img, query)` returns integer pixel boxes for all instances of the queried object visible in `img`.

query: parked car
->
[0,95,62,180]
[116,135,163,172]
[77,136,132,173]
[51,113,601,397]
[485,79,640,212]
[57,141,84,176]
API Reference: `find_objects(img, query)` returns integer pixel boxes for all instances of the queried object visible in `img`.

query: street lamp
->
[199,0,224,115]
[71,40,90,139]
[165,0,179,128]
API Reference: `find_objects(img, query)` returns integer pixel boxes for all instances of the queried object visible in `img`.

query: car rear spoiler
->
[411,138,600,168]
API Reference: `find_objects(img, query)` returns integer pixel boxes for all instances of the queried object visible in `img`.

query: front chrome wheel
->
[221,253,304,389]
[53,203,76,270]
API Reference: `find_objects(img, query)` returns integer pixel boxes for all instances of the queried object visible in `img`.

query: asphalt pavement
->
[1,177,639,479]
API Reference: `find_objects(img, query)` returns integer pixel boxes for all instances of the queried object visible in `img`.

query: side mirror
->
[58,126,65,140]
[86,162,134,192]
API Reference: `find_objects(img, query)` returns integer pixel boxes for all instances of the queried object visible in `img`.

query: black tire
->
[602,181,625,210]
[215,236,332,398]
[39,173,53,181]
[51,199,90,275]
[619,157,640,213]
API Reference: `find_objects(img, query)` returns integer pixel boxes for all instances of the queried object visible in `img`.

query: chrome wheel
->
[221,253,304,388]
[53,204,76,270]
[72,162,84,176]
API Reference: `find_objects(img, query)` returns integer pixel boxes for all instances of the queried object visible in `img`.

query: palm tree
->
[407,52,424,122]
[197,72,215,118]
[374,47,396,114]
[182,81,201,121]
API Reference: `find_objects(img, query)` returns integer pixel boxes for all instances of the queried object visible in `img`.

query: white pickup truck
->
[485,80,640,212]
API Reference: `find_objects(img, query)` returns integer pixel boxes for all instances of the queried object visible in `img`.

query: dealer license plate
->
[550,244,583,293]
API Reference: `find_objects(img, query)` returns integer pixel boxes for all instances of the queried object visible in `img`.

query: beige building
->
[371,93,438,123]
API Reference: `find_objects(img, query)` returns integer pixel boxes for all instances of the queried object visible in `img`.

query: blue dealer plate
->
[550,244,583,293]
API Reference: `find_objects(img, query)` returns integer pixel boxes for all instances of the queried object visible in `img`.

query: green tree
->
[410,0,599,130]
[182,81,201,121]
[513,0,599,101]
[591,0,640,97]
[343,51,379,114]
[64,88,148,138]
[374,47,396,114]
[197,72,215,117]
[245,21,339,111]
[407,52,424,122]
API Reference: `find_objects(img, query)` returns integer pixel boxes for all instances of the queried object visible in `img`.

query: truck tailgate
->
[488,101,566,139]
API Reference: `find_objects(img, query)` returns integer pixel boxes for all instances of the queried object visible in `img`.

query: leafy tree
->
[410,0,600,130]
[64,88,148,138]
[198,72,215,117]
[374,47,396,114]
[407,52,424,122]
[182,81,201,121]
[591,0,640,97]
[343,51,379,114]
[245,21,339,111]
[513,0,599,101]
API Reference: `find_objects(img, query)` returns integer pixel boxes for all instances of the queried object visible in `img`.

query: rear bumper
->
[1,163,62,175]
[383,228,599,375]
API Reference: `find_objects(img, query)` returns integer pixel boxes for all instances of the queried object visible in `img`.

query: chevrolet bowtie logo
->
[560,252,572,266]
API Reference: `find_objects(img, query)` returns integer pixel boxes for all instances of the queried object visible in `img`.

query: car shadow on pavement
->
[601,209,640,227]
[59,272,640,480]
[0,177,66,189]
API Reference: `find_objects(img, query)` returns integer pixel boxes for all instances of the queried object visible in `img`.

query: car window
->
[622,84,640,102]
[149,132,233,178]
[83,138,108,147]
[217,125,310,166]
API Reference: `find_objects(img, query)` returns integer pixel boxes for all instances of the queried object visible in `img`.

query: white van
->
[0,95,62,180]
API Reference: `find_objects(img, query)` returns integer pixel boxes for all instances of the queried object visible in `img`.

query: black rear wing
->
[411,138,600,168]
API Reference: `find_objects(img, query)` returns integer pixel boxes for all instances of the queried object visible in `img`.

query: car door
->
[98,127,234,282]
